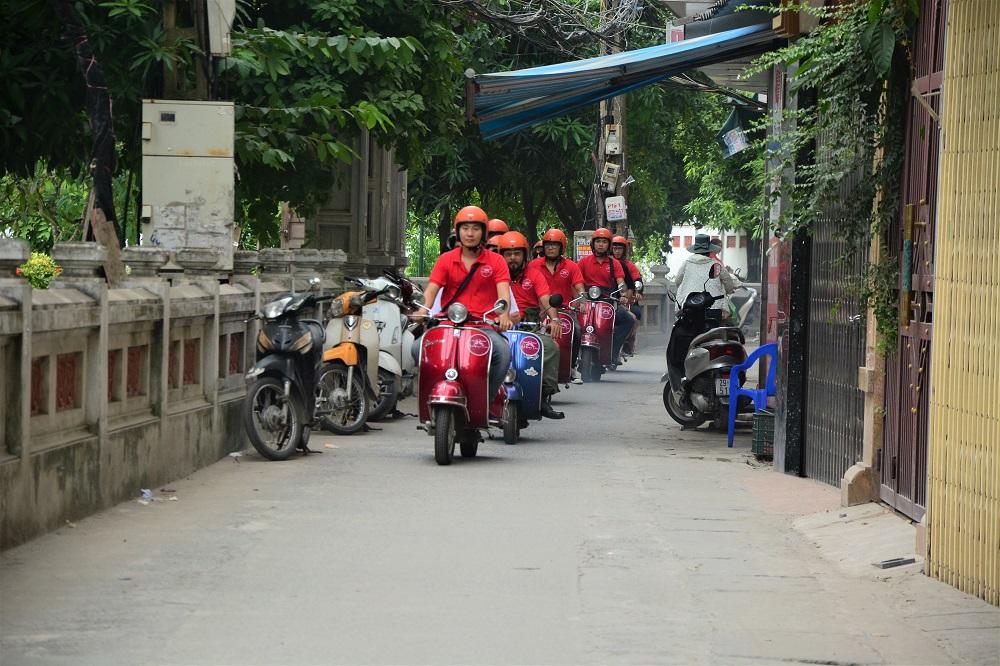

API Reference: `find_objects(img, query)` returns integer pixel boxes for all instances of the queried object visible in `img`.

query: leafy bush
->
[16,252,62,289]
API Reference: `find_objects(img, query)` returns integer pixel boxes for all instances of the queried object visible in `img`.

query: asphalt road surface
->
[2,348,997,665]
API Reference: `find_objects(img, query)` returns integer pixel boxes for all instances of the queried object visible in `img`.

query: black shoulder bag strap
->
[441,261,480,310]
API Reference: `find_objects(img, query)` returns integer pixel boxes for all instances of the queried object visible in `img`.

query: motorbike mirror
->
[493,299,508,314]
[634,281,644,294]
[385,285,401,301]
[548,294,564,309]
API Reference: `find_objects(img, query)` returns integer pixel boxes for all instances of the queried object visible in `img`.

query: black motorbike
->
[662,266,749,429]
[243,283,332,460]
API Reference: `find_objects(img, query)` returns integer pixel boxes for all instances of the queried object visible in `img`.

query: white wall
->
[664,225,749,278]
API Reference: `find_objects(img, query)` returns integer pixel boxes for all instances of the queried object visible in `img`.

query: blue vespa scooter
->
[494,326,545,445]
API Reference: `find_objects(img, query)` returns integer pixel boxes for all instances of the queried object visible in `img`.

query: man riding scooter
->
[611,235,642,358]
[577,227,635,363]
[420,206,514,403]
[530,228,585,384]
[497,231,565,419]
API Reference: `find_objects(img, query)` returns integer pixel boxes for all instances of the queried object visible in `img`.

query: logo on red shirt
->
[479,265,493,278]
[522,278,533,289]
[604,263,611,272]
[469,333,491,356]
[519,336,541,358]
[559,268,570,278]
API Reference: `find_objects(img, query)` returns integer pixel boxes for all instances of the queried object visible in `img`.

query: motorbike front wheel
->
[434,407,456,465]
[316,362,369,435]
[243,377,304,461]
[580,347,599,383]
[663,382,707,428]
[502,400,520,445]
[368,368,400,421]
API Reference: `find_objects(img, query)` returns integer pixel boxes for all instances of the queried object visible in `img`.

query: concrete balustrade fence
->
[0,240,347,549]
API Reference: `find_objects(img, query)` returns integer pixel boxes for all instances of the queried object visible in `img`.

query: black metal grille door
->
[803,211,867,487]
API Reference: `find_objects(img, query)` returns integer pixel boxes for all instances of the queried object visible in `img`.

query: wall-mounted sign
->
[605,195,627,221]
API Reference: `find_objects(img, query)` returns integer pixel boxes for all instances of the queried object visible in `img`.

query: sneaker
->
[571,368,583,384]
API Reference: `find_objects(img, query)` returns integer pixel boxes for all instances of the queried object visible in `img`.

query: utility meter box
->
[600,162,621,193]
[604,124,622,155]
[141,99,235,269]
[573,230,594,262]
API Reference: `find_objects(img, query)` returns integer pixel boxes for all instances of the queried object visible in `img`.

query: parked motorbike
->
[661,266,749,429]
[243,280,332,460]
[417,300,508,465]
[357,269,423,419]
[576,286,622,383]
[319,283,399,434]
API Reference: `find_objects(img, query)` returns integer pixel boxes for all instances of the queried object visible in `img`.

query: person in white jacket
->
[670,233,741,324]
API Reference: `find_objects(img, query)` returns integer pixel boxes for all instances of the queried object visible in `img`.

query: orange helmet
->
[542,228,567,252]
[454,205,489,236]
[497,231,529,253]
[612,235,629,246]
[487,219,509,236]
[591,227,614,243]
[485,235,500,251]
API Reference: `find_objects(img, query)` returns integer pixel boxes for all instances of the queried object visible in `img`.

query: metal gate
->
[804,173,867,487]
[880,0,947,521]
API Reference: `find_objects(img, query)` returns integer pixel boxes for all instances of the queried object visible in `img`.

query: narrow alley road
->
[1,348,997,666]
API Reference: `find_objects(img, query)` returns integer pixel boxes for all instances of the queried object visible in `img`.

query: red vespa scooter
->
[546,308,578,385]
[418,299,509,465]
[576,286,622,383]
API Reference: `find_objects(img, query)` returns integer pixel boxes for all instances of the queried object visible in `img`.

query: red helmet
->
[611,235,629,246]
[454,206,488,236]
[487,219,509,236]
[542,228,568,252]
[497,231,529,253]
[591,227,614,244]
[485,235,500,251]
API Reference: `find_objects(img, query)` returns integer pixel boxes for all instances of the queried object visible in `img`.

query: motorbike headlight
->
[262,296,293,320]
[447,303,469,324]
[588,286,602,300]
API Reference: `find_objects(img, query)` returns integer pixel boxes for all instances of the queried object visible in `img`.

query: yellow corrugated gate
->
[927,0,1000,606]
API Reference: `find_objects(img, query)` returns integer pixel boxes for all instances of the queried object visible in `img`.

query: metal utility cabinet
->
[141,99,235,269]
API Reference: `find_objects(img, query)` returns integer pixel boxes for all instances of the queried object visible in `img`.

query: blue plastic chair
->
[727,343,778,448]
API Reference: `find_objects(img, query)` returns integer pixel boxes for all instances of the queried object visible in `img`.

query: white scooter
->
[357,269,422,420]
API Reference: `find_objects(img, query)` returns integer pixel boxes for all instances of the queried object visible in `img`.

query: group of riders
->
[417,204,644,421]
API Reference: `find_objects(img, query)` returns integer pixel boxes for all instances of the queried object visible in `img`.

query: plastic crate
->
[752,410,774,458]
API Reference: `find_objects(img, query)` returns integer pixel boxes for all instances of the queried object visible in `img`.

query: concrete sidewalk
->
[1,347,997,665]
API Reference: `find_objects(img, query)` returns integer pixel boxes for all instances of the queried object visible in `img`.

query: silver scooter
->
[357,269,422,420]
[661,265,750,429]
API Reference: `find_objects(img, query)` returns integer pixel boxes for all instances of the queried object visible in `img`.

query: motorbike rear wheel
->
[243,377,304,461]
[368,368,399,421]
[663,382,707,428]
[434,407,456,465]
[460,433,479,458]
[316,362,368,435]
[502,400,520,445]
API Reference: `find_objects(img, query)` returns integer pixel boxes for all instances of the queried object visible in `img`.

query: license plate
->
[715,378,730,396]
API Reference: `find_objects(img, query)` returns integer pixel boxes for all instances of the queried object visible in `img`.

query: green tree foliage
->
[1,0,466,247]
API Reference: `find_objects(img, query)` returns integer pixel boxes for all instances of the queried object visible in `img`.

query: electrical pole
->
[595,0,627,235]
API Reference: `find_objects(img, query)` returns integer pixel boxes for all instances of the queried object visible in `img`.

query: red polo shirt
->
[530,257,584,303]
[509,263,551,311]
[428,246,511,318]
[621,258,641,283]
[578,253,624,289]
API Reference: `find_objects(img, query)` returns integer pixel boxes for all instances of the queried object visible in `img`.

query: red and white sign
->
[605,196,627,222]
[519,335,541,358]
[469,333,491,356]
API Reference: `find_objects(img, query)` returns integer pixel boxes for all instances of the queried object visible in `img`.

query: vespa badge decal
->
[469,333,491,356]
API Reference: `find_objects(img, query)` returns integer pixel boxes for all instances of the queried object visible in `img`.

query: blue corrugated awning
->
[467,23,779,140]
